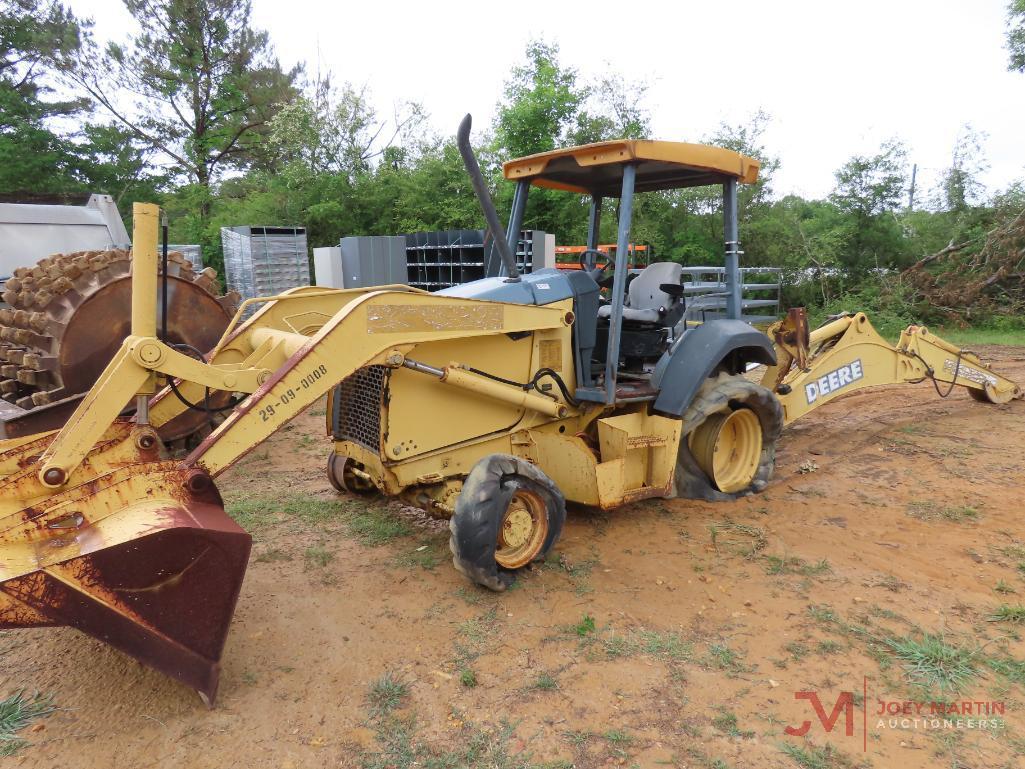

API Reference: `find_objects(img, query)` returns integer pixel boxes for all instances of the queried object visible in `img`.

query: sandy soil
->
[3,345,1025,769]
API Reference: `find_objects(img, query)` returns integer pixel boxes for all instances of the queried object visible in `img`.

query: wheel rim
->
[495,489,548,570]
[688,407,763,493]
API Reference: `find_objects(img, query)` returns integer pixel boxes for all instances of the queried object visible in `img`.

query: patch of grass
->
[562,729,591,746]
[458,607,498,644]
[785,641,809,661]
[712,709,753,738]
[304,545,333,569]
[363,714,544,769]
[989,604,1025,624]
[254,548,292,563]
[986,656,1025,687]
[999,542,1025,559]
[686,747,733,769]
[573,614,596,637]
[817,640,842,655]
[706,643,750,674]
[459,668,477,688]
[368,672,409,715]
[225,493,349,530]
[361,713,418,769]
[886,634,978,693]
[802,559,831,576]
[347,508,411,546]
[0,691,54,757]
[637,629,692,661]
[531,672,558,691]
[995,580,1017,594]
[396,542,444,570]
[554,553,598,595]
[603,728,633,745]
[765,555,798,575]
[592,626,691,663]
[454,586,485,606]
[240,670,258,685]
[937,326,1025,347]
[297,434,317,449]
[766,555,831,577]
[807,604,839,624]
[225,497,281,530]
[452,608,499,672]
[871,573,905,592]
[779,741,860,769]
[557,554,597,579]
[906,501,979,523]
[897,423,927,435]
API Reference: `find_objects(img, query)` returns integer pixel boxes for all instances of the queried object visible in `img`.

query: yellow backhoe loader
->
[0,116,1018,704]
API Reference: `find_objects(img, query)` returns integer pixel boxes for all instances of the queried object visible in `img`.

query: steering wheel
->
[578,248,610,273]
[579,248,614,286]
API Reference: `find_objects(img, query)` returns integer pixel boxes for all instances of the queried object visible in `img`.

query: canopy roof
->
[502,139,760,197]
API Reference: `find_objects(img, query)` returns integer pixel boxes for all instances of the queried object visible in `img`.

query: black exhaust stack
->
[456,114,521,283]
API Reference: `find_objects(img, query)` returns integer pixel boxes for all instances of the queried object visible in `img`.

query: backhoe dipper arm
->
[764,311,1021,425]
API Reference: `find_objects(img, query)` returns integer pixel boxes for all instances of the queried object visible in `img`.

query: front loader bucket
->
[0,462,250,705]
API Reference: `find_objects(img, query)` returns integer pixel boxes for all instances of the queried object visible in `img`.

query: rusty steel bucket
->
[0,426,250,704]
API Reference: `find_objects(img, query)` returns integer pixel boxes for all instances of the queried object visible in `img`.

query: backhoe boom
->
[763,310,1021,424]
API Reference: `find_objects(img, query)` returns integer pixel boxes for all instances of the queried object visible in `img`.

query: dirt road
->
[3,346,1025,768]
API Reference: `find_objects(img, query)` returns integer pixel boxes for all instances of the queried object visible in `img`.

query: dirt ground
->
[3,345,1025,769]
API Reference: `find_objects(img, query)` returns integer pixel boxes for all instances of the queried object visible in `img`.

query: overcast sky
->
[70,0,1024,202]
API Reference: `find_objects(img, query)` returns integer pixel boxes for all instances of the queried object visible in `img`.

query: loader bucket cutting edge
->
[0,464,251,705]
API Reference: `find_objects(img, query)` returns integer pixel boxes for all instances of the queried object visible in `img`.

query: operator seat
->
[597,262,684,324]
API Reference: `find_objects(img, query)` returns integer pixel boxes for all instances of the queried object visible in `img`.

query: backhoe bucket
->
[0,461,250,704]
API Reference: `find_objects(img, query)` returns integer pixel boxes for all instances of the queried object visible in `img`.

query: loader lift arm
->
[762,308,1022,425]
[0,204,578,704]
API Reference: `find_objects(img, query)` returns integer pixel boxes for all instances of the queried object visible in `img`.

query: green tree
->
[70,0,299,194]
[0,0,89,194]
[939,125,988,214]
[1007,0,1025,72]
[571,73,650,144]
[267,76,425,181]
[829,139,909,275]
[494,40,584,159]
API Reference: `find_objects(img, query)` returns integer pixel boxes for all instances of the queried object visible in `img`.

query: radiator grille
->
[332,365,388,450]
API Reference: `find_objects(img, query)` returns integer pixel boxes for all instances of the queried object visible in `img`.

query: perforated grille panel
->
[332,365,388,450]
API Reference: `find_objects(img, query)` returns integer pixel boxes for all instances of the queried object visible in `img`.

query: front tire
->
[449,454,566,591]
[674,372,783,501]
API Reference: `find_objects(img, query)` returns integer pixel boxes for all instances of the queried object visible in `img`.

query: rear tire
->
[674,372,783,501]
[449,454,565,591]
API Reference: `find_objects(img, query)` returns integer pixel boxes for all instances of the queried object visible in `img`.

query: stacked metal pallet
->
[221,226,309,315]
[404,230,545,290]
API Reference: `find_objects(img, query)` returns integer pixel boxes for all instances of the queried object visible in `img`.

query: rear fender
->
[651,320,776,418]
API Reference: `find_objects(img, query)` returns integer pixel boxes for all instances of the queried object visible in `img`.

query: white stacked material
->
[220,226,309,316]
